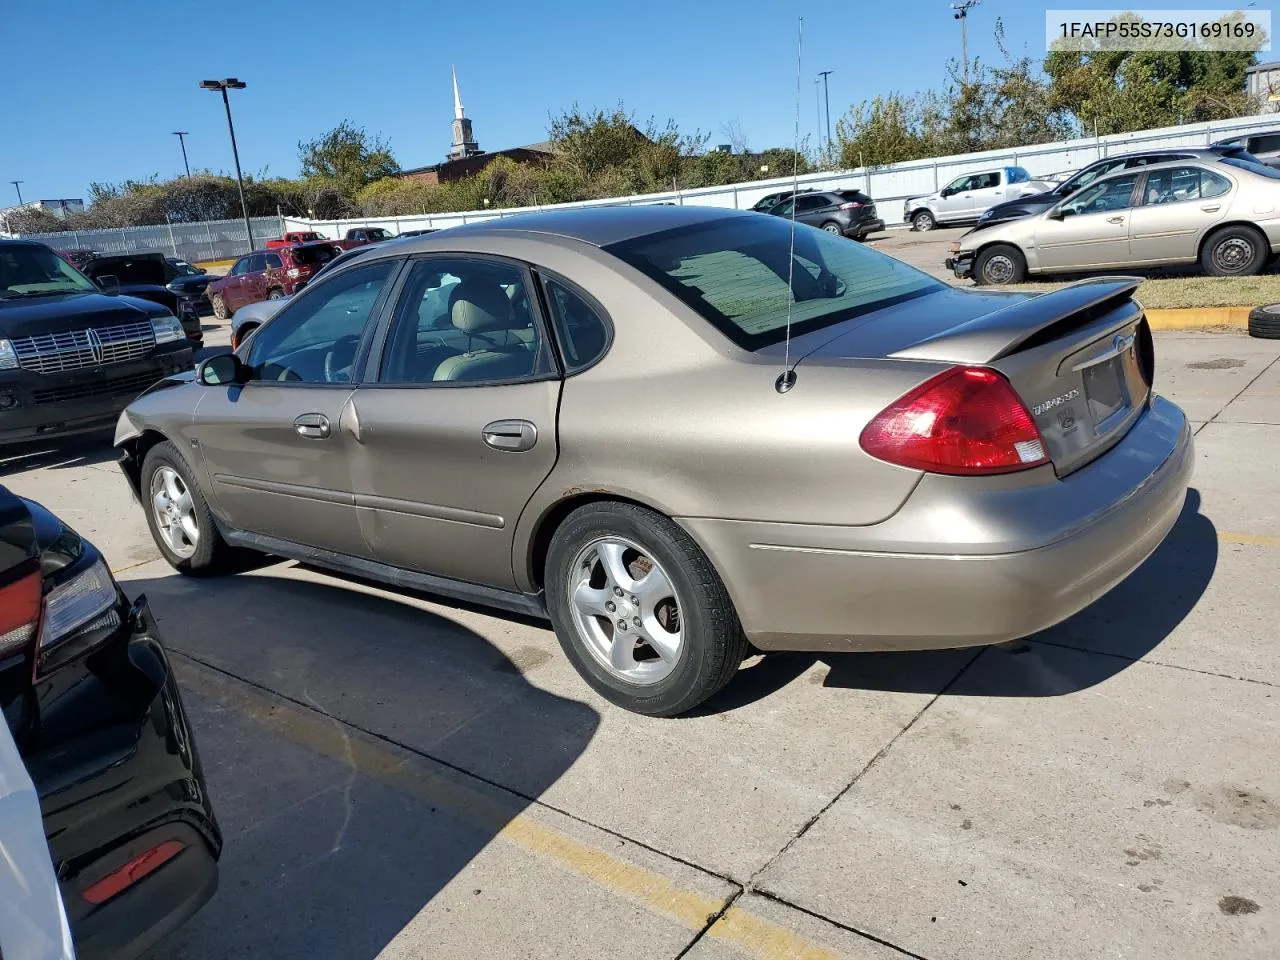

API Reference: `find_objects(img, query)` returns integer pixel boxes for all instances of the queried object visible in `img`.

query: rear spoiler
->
[890,277,1143,365]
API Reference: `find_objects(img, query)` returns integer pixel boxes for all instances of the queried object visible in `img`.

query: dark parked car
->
[766,189,885,239]
[80,253,201,344]
[164,258,221,317]
[976,144,1259,227]
[0,241,194,445]
[396,228,439,238]
[0,484,221,958]
[1213,130,1280,169]
[56,249,99,270]
[206,242,342,319]
[749,188,815,213]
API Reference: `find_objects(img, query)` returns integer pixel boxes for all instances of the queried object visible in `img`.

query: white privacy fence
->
[290,113,1280,238]
[13,216,284,263]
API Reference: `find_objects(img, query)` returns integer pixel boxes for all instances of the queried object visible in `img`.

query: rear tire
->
[141,442,238,576]
[267,287,284,300]
[1201,225,1268,277]
[820,221,843,235]
[912,210,936,232]
[211,294,230,320]
[1248,303,1280,339]
[973,244,1027,285]
[545,502,748,717]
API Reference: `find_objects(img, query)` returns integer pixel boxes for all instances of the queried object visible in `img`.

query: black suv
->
[763,190,885,240]
[1,486,221,958]
[0,241,194,446]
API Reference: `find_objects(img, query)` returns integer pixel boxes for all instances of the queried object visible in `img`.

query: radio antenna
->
[776,16,803,395]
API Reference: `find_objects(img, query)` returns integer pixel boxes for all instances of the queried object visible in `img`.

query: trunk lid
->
[797,278,1153,475]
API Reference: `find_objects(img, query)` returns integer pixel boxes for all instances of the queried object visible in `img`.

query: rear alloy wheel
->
[546,502,748,717]
[912,210,936,232]
[211,294,230,320]
[141,442,238,575]
[1201,225,1268,277]
[267,288,285,300]
[974,244,1027,285]
[820,221,843,235]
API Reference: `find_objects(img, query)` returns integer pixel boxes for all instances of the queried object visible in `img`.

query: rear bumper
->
[850,218,885,237]
[34,597,221,960]
[0,347,193,446]
[680,396,1193,652]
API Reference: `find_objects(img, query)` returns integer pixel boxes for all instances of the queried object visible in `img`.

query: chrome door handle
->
[293,413,331,439]
[1201,204,1221,212]
[1107,216,1125,224]
[482,419,537,452]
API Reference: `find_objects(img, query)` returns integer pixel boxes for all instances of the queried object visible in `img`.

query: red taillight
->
[859,366,1048,475]
[0,566,42,658]
[82,840,185,905]
[838,201,862,210]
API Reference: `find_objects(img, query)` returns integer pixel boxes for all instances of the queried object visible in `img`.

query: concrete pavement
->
[1,325,1277,959]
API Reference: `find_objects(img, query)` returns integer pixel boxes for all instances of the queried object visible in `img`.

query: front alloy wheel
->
[150,465,199,559]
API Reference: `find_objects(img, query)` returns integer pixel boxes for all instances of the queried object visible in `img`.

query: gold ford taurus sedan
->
[947,155,1280,285]
[115,207,1192,715]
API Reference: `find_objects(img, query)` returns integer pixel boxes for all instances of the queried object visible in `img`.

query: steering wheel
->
[324,334,360,383]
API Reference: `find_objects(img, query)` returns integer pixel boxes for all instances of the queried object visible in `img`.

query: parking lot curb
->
[1144,307,1250,331]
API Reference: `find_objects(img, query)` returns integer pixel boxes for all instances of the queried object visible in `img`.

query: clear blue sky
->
[1,0,1244,202]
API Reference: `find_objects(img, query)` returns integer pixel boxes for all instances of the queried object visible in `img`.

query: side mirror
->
[198,352,249,386]
[1046,208,1067,221]
[96,274,120,295]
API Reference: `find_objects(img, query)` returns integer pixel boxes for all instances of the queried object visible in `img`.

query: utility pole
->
[818,70,833,157]
[172,131,192,178]
[814,79,824,156]
[200,78,254,251]
[951,0,981,85]
[9,181,23,205]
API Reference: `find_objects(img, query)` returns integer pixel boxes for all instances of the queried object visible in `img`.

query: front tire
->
[912,210,936,231]
[1201,225,1268,277]
[141,442,236,576]
[973,244,1027,285]
[545,502,748,717]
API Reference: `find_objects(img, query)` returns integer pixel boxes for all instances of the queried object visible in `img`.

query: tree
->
[298,121,400,199]
[2,206,67,235]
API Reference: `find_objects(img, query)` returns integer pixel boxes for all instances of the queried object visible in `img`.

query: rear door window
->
[264,253,283,270]
[246,254,266,274]
[795,195,829,212]
[542,277,611,373]
[1249,134,1280,153]
[1142,166,1233,204]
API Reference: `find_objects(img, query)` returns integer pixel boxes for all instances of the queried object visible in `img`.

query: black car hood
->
[983,191,1061,221]
[168,275,214,292]
[81,253,168,287]
[0,291,168,338]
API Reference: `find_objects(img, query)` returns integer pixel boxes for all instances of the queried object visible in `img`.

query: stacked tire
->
[1248,304,1280,340]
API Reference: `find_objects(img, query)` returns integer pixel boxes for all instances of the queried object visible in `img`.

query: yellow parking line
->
[1218,531,1280,548]
[173,658,848,960]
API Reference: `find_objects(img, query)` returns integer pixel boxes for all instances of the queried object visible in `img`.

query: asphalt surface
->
[2,317,1278,960]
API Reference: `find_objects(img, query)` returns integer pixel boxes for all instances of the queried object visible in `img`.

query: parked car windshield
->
[0,244,99,299]
[169,259,204,276]
[606,215,942,350]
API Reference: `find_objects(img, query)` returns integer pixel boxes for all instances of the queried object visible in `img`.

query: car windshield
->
[367,229,393,241]
[170,260,203,276]
[1223,156,1280,180]
[606,215,942,350]
[0,244,99,300]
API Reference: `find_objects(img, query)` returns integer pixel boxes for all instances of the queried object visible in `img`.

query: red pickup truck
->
[266,231,328,249]
[334,227,395,250]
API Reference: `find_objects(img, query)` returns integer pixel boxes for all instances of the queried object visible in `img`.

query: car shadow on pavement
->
[126,570,600,960]
[698,488,1217,712]
[0,434,118,475]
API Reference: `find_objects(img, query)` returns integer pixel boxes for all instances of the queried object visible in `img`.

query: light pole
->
[951,0,981,85]
[818,70,833,157]
[814,79,824,157]
[172,131,192,178]
[199,79,254,251]
[9,181,23,206]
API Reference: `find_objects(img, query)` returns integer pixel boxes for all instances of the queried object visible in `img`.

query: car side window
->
[378,257,546,386]
[246,254,265,273]
[771,199,795,216]
[1061,173,1140,216]
[975,172,1001,188]
[230,258,250,276]
[1251,134,1280,153]
[944,175,971,194]
[1142,166,1232,205]
[796,195,828,212]
[264,253,283,270]
[542,277,610,373]
[245,259,397,385]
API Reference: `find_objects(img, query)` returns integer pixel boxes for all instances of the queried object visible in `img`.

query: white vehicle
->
[904,166,1056,231]
[0,713,76,960]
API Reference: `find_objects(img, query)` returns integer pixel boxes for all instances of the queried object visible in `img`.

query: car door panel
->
[1127,166,1233,264]
[347,381,560,588]
[935,177,972,221]
[969,171,1005,216]
[1033,172,1140,270]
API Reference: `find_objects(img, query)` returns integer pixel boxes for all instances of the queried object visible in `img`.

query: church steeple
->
[448,66,480,160]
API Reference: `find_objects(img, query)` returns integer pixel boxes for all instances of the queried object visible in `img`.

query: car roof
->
[387,205,756,248]
[1084,156,1238,183]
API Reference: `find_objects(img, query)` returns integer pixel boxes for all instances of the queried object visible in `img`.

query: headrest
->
[450,280,515,334]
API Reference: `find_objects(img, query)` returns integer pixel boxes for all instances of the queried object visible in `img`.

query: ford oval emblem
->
[1113,332,1135,354]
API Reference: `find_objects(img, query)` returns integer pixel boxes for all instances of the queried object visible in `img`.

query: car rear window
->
[605,215,941,350]
[837,190,871,203]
